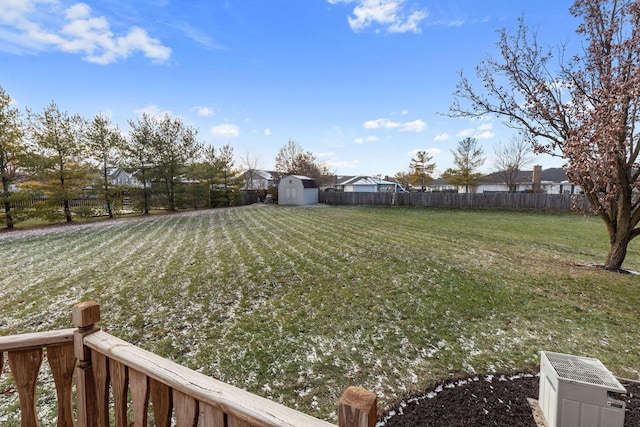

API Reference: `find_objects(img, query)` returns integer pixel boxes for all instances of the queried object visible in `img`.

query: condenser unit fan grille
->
[545,352,625,391]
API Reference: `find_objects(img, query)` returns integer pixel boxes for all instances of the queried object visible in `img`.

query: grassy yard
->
[1,205,639,422]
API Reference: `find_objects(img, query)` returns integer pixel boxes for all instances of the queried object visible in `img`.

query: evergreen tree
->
[125,114,156,214]
[151,114,202,211]
[0,86,25,229]
[447,137,485,193]
[409,150,435,191]
[86,114,124,218]
[28,102,89,222]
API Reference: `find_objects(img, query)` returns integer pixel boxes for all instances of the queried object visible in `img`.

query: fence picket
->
[320,192,589,211]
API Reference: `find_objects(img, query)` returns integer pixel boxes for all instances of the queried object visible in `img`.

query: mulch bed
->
[378,373,640,426]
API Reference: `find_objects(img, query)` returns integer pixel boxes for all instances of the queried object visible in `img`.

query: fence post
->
[338,386,377,427]
[73,301,101,427]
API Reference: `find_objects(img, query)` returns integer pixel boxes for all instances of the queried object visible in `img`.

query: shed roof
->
[288,175,318,188]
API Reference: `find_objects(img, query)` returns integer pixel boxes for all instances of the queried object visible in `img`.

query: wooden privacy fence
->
[0,302,378,427]
[319,191,591,211]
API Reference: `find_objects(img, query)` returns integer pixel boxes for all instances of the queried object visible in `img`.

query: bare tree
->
[449,0,640,270]
[492,137,533,192]
[274,139,303,176]
[240,151,262,191]
[274,139,330,183]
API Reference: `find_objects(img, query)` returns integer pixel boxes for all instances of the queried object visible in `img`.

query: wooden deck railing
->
[0,301,377,427]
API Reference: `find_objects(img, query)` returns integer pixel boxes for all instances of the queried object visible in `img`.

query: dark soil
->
[378,373,640,426]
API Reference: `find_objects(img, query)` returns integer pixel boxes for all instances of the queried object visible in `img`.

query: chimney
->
[532,165,542,193]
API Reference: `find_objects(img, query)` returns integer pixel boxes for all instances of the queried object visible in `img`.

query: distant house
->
[333,176,408,193]
[278,175,318,205]
[467,166,581,194]
[427,178,458,192]
[108,168,143,187]
[238,169,279,191]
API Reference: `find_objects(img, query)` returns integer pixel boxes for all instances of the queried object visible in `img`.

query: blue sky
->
[0,0,580,177]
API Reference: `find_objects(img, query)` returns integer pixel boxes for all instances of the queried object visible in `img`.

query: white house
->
[334,176,407,193]
[427,178,458,192]
[278,175,318,205]
[238,169,278,191]
[108,168,143,187]
[459,167,582,194]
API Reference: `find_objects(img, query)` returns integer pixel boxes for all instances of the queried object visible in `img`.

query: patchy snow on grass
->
[1,206,638,423]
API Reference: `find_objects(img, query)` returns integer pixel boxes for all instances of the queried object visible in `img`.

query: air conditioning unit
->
[539,350,627,427]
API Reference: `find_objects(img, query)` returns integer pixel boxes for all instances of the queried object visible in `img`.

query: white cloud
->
[388,10,427,33]
[364,118,401,129]
[134,104,172,118]
[456,122,495,140]
[328,0,428,34]
[211,123,239,138]
[475,131,495,139]
[434,133,450,141]
[353,136,379,144]
[264,128,272,136]
[0,0,171,64]
[456,128,475,137]
[400,119,426,132]
[191,106,214,117]
[363,117,426,132]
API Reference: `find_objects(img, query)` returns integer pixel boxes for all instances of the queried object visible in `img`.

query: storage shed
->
[278,175,318,205]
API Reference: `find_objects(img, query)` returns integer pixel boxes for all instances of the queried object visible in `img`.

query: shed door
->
[286,188,297,200]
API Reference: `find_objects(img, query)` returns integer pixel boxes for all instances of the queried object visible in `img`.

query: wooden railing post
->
[338,386,377,427]
[72,301,101,427]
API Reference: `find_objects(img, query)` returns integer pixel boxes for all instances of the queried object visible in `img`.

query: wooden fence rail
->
[0,302,378,427]
[319,191,591,211]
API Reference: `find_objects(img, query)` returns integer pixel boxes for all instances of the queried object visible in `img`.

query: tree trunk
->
[3,200,13,229]
[168,179,175,211]
[59,170,72,222]
[105,192,113,218]
[63,199,72,222]
[103,165,113,218]
[141,169,149,215]
[605,240,628,271]
[604,228,630,271]
[1,174,13,229]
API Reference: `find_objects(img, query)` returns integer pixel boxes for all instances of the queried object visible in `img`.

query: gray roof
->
[481,168,569,184]
[288,175,318,188]
[336,175,397,186]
